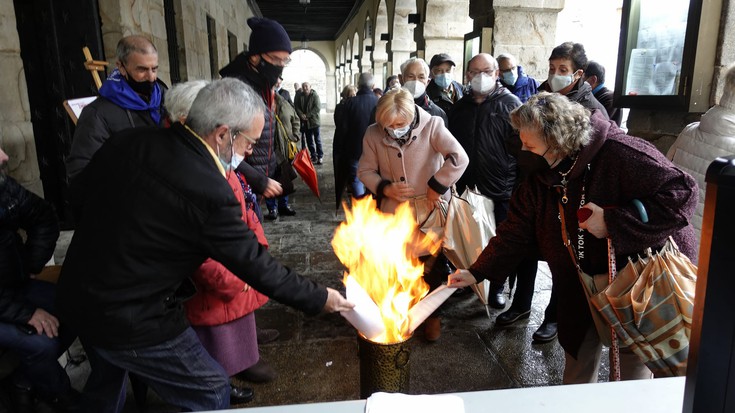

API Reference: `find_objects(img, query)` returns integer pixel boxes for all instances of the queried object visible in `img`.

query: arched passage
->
[351,32,360,83]
[373,0,389,89]
[283,49,330,111]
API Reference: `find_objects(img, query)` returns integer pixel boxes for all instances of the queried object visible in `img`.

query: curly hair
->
[375,88,415,127]
[509,92,592,157]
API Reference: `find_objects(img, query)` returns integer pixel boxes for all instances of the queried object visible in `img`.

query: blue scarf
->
[99,68,162,125]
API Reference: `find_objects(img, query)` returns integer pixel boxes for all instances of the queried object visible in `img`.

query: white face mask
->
[402,80,426,99]
[549,74,575,92]
[470,73,496,95]
[231,152,245,168]
[387,125,411,140]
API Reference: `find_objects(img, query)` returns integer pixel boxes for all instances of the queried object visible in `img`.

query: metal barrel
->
[357,334,412,398]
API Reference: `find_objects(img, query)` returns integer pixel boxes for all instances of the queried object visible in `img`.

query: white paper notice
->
[340,276,385,340]
[366,392,465,413]
[407,285,456,334]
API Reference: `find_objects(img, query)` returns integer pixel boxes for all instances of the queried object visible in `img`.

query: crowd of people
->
[2,11,730,412]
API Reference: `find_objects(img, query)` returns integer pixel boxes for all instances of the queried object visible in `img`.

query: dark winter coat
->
[415,94,448,127]
[447,86,522,201]
[337,87,378,162]
[296,91,321,129]
[0,176,59,324]
[500,66,540,103]
[540,78,609,118]
[426,80,464,116]
[593,86,623,126]
[66,96,161,180]
[57,123,327,349]
[469,111,698,358]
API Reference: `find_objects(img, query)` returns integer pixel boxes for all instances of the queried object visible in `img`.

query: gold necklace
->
[558,155,579,204]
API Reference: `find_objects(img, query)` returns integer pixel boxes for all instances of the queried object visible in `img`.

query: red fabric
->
[293,148,320,198]
[185,173,269,326]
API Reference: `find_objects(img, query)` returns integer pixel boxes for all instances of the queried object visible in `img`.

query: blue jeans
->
[0,280,74,399]
[265,195,289,212]
[305,127,323,160]
[349,160,365,197]
[80,328,229,413]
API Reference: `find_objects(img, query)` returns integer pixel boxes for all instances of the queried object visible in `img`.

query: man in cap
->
[57,78,353,412]
[496,53,540,103]
[426,53,465,114]
[219,17,296,221]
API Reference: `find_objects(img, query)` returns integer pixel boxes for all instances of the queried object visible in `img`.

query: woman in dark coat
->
[449,92,698,384]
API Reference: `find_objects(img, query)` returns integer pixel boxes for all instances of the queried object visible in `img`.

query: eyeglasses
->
[233,130,258,144]
[264,53,292,66]
[468,69,495,77]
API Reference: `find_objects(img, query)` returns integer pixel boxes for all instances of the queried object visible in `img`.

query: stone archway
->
[373,0,389,89]
[391,0,417,72]
[362,15,373,74]
[285,48,336,111]
[351,32,361,84]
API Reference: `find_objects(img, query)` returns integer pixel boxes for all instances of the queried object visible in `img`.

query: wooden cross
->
[82,46,109,90]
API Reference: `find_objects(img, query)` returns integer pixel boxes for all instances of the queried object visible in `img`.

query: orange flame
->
[332,197,440,343]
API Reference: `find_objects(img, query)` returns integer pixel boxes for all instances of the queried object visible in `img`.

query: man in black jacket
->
[57,79,353,412]
[583,61,623,126]
[426,53,465,115]
[0,147,78,412]
[448,53,531,311]
[67,35,165,181]
[219,17,295,221]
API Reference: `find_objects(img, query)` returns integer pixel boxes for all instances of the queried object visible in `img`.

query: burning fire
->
[332,197,440,343]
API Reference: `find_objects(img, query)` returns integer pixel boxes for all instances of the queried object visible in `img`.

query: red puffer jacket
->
[185,172,269,326]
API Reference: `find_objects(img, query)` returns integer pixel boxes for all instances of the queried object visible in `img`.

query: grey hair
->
[165,80,210,123]
[509,92,592,156]
[496,53,516,66]
[185,78,265,137]
[358,72,375,88]
[116,35,157,65]
[719,62,735,110]
[400,58,430,77]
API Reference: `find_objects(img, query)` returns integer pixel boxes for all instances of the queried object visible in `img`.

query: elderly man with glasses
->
[219,17,297,221]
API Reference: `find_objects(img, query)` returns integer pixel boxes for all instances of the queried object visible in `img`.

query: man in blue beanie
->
[219,17,297,221]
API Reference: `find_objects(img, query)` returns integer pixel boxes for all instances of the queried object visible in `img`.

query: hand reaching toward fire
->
[447,269,478,288]
[323,288,355,313]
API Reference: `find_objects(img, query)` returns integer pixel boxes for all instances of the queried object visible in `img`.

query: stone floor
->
[54,117,610,411]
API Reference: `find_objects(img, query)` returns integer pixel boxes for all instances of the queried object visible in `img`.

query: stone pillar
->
[0,0,43,196]
[423,0,473,78]
[467,0,564,80]
[372,59,386,91]
[390,4,416,75]
[326,72,336,112]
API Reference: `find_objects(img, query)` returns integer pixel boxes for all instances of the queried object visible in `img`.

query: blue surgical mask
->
[501,70,518,87]
[433,73,452,89]
[549,74,574,92]
[387,125,411,140]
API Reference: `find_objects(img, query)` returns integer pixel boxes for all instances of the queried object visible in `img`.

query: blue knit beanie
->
[247,17,292,54]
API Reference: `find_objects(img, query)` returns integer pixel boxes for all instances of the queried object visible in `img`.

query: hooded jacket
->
[499,65,540,103]
[540,77,609,117]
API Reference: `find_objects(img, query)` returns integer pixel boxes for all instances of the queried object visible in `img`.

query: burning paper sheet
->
[341,278,456,341]
[366,392,465,413]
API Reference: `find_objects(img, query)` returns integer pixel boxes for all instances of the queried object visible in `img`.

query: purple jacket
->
[469,111,698,357]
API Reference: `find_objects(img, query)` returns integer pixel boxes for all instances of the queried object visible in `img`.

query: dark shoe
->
[496,308,531,326]
[278,205,296,216]
[229,384,254,405]
[256,328,280,344]
[10,384,33,413]
[266,208,278,221]
[424,316,441,342]
[236,359,277,383]
[316,157,323,165]
[487,291,506,309]
[532,321,558,343]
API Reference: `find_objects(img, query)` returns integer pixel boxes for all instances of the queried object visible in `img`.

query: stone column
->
[326,72,336,112]
[485,0,565,80]
[423,0,474,77]
[0,0,43,195]
[390,5,416,74]
[372,58,386,91]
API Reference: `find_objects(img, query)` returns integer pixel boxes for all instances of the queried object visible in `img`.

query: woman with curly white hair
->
[449,92,698,383]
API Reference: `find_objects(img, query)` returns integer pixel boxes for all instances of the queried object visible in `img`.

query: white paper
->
[63,96,97,121]
[340,276,385,340]
[366,392,465,413]
[407,285,456,334]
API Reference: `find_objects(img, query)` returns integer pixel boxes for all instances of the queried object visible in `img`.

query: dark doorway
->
[13,0,104,228]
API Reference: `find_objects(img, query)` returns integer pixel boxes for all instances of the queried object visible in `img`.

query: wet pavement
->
[57,117,610,411]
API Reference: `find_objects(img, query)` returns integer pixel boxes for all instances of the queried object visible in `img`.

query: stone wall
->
[0,1,43,196]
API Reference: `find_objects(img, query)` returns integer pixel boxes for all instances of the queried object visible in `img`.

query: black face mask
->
[517,150,551,176]
[257,58,284,86]
[124,72,154,97]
